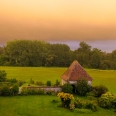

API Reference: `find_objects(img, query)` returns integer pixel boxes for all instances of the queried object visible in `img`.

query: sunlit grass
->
[0,67,116,94]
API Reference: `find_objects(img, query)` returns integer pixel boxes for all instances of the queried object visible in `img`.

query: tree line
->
[0,40,116,69]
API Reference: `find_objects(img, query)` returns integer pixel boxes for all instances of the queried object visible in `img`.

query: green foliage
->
[38,89,45,95]
[20,88,28,95]
[62,83,73,93]
[92,85,108,97]
[46,81,51,86]
[0,70,7,82]
[55,79,60,86]
[1,86,11,96]
[46,90,56,95]
[7,78,18,84]
[27,89,38,95]
[36,81,44,86]
[11,84,19,95]
[76,79,91,96]
[98,92,116,109]
[74,99,97,112]
[29,78,34,84]
[21,88,45,95]
[74,99,86,109]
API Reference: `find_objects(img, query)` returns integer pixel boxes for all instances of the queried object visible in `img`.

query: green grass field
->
[0,66,116,94]
[0,95,116,116]
[0,67,116,116]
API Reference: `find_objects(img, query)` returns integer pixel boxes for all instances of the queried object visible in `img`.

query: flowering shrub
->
[57,92,74,101]
[57,92,74,108]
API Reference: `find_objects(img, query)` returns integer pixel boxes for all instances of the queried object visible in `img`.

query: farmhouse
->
[61,60,92,85]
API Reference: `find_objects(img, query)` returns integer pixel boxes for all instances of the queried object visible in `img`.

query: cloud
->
[0,0,116,44]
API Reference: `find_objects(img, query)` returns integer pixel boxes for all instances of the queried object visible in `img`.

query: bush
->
[36,81,44,86]
[7,78,18,84]
[55,79,60,86]
[92,85,108,97]
[76,79,91,96]
[46,81,51,86]
[20,88,28,95]
[0,70,7,82]
[85,101,97,111]
[18,80,25,86]
[27,89,38,95]
[38,89,45,95]
[30,78,34,84]
[98,92,116,109]
[74,98,97,112]
[1,85,11,96]
[46,90,55,95]
[11,84,19,95]
[57,92,74,108]
[62,83,73,93]
[74,99,85,109]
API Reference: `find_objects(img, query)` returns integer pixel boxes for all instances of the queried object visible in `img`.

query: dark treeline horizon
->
[0,40,116,70]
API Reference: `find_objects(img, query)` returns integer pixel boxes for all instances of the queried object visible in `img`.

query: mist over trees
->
[0,40,116,69]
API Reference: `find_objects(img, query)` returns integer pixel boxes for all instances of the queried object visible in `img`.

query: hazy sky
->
[0,0,116,52]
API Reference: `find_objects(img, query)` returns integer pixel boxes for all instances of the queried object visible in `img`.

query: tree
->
[4,40,50,66]
[75,41,91,67]
[89,48,102,68]
[0,70,7,82]
[76,79,91,96]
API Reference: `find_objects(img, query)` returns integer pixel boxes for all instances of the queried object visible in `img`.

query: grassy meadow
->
[0,66,116,94]
[0,95,116,116]
[0,67,116,116]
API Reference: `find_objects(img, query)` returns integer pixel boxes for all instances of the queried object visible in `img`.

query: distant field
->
[0,66,116,94]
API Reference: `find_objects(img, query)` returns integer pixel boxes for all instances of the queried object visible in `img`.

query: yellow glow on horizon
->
[0,0,116,43]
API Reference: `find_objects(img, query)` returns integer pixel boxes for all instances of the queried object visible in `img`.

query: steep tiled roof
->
[61,60,92,81]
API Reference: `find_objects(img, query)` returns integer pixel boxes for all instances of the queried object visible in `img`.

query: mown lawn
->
[0,95,116,116]
[0,67,116,116]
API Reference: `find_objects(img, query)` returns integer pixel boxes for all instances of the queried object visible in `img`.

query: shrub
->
[27,89,38,95]
[11,84,19,95]
[92,85,108,97]
[76,79,91,96]
[98,92,116,109]
[0,70,7,82]
[46,90,56,95]
[62,83,73,93]
[21,88,28,95]
[1,85,11,96]
[74,99,86,109]
[55,79,60,86]
[18,80,25,86]
[98,97,111,109]
[30,78,34,84]
[85,101,98,111]
[7,78,18,84]
[57,92,74,108]
[38,89,45,95]
[74,98,97,112]
[46,81,51,86]
[36,81,44,86]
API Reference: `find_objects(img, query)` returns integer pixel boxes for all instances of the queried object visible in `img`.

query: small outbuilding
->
[61,60,92,85]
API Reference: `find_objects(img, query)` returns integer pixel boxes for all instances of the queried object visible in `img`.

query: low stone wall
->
[20,86,62,94]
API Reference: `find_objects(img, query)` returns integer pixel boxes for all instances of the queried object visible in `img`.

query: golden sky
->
[0,0,116,44]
